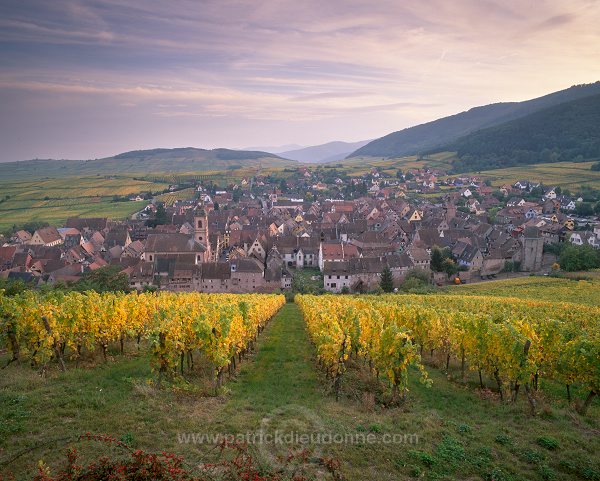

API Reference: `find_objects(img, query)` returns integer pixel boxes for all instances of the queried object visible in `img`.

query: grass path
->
[215,303,324,431]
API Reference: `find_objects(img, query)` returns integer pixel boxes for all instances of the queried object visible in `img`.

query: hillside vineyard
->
[0,291,285,385]
[297,294,599,413]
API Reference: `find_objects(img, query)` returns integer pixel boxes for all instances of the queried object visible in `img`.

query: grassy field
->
[1,302,598,480]
[447,276,600,306]
[473,161,600,190]
[0,161,285,231]
[326,152,455,177]
[333,153,600,191]
[0,176,169,231]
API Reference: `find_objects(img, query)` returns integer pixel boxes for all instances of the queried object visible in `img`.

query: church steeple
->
[193,204,210,258]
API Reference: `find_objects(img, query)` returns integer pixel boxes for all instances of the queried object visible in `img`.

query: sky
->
[0,0,599,162]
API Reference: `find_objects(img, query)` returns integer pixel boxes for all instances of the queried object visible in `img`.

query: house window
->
[331,283,337,288]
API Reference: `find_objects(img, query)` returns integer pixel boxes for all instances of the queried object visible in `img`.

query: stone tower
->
[445,203,457,222]
[521,226,543,272]
[193,206,210,259]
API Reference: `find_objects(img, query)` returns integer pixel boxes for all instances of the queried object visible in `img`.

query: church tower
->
[193,206,210,260]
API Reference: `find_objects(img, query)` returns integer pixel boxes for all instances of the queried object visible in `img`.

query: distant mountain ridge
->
[242,143,305,153]
[112,147,284,161]
[280,140,371,163]
[349,82,600,159]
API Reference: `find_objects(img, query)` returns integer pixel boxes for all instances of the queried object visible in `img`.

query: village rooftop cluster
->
[1,166,599,293]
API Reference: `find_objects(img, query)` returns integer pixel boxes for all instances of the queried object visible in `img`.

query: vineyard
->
[156,188,198,206]
[449,276,600,306]
[0,291,285,386]
[296,294,600,413]
[0,287,599,480]
[0,176,170,230]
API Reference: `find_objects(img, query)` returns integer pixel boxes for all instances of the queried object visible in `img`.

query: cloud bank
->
[0,0,598,160]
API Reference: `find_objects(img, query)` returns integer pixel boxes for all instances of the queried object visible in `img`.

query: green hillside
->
[349,82,600,159]
[0,147,296,181]
[441,94,600,172]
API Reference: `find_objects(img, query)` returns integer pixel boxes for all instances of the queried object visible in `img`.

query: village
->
[1,166,599,294]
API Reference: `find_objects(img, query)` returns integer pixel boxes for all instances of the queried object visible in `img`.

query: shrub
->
[30,433,343,481]
[559,244,600,272]
[408,449,436,467]
[537,436,559,450]
[436,436,466,466]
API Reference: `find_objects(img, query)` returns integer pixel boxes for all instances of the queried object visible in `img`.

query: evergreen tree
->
[146,203,167,227]
[431,246,444,271]
[279,178,288,193]
[155,203,167,225]
[380,266,394,293]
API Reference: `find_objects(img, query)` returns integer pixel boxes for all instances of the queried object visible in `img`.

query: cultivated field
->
[156,187,198,206]
[0,176,169,231]
[448,275,600,306]
[334,154,600,191]
[474,161,600,190]
[328,152,455,176]
[0,162,279,231]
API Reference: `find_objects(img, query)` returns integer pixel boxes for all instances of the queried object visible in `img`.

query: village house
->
[452,241,484,271]
[11,230,32,244]
[513,180,530,190]
[29,226,63,247]
[143,233,208,264]
[318,242,361,271]
[322,253,415,293]
[568,231,600,248]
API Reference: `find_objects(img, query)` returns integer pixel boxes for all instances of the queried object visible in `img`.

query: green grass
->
[1,304,598,480]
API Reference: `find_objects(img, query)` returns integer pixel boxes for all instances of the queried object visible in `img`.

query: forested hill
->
[348,82,600,159]
[112,147,282,162]
[437,93,600,173]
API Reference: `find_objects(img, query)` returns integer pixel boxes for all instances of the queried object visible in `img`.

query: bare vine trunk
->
[3,319,20,368]
[42,316,65,372]
[578,390,597,415]
[494,369,503,401]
